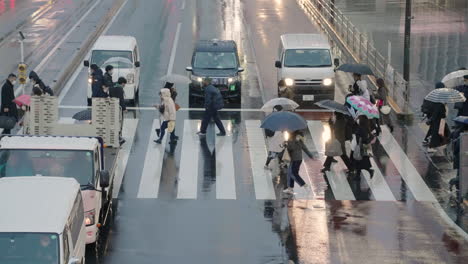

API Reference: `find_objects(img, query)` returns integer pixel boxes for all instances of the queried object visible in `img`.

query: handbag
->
[175,103,181,111]
[353,139,363,161]
[0,115,16,130]
[380,105,391,115]
[282,149,291,163]
[325,138,342,157]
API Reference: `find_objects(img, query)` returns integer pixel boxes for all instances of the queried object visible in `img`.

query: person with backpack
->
[197,78,226,137]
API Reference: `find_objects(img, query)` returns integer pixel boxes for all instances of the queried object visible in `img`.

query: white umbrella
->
[441,70,468,88]
[160,74,191,84]
[261,98,299,112]
[424,88,466,103]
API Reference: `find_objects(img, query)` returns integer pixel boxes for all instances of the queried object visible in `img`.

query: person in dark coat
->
[454,75,468,117]
[374,78,394,132]
[448,121,468,192]
[95,81,110,98]
[350,115,374,178]
[322,112,352,173]
[1,74,18,134]
[110,77,126,111]
[427,82,450,152]
[283,131,315,194]
[422,82,445,145]
[103,65,114,90]
[197,78,226,136]
[90,64,104,102]
[29,71,53,96]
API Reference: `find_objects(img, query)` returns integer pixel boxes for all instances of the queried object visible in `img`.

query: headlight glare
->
[228,77,234,83]
[88,77,93,84]
[323,78,333,86]
[284,78,294,86]
[84,209,95,226]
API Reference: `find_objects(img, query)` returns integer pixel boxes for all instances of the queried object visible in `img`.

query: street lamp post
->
[403,0,412,113]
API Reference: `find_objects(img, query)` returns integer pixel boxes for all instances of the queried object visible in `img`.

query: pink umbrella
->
[13,94,31,107]
[346,95,379,119]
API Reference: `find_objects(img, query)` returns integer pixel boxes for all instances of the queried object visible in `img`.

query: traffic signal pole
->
[18,31,26,94]
[403,0,412,114]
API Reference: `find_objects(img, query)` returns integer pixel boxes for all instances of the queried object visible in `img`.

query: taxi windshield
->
[193,52,238,69]
[0,232,60,264]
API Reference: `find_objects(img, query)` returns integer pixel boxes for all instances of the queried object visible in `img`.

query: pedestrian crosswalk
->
[99,117,438,202]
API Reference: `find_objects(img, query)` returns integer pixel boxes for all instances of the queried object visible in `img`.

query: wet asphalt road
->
[2,0,468,263]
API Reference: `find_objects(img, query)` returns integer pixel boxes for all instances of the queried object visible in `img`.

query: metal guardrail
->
[298,0,409,114]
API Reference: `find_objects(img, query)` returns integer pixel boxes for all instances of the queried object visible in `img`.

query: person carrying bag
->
[154,88,178,144]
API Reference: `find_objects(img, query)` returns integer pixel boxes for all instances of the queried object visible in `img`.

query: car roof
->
[0,136,99,151]
[0,177,80,233]
[92,35,137,51]
[280,34,330,49]
[194,40,237,52]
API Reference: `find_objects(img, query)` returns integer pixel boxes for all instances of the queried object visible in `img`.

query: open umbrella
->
[315,100,351,116]
[441,70,468,88]
[453,116,468,125]
[72,109,92,121]
[260,111,307,132]
[13,94,31,107]
[346,95,379,119]
[159,74,191,84]
[424,88,465,104]
[261,98,299,112]
[337,63,374,75]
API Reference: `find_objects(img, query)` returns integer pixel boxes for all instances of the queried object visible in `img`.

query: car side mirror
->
[275,61,282,68]
[84,60,90,67]
[238,67,244,73]
[333,58,340,67]
[100,170,110,188]
[68,257,81,264]
[134,61,140,67]
[186,66,193,72]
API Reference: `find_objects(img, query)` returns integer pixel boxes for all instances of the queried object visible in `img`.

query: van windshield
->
[0,232,59,264]
[0,149,94,187]
[193,52,238,69]
[284,49,332,67]
[91,50,133,69]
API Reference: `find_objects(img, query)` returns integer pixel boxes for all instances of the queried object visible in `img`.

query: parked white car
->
[0,177,86,264]
[85,35,141,105]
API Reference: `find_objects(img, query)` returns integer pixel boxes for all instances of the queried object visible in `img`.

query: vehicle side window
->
[63,227,71,262]
[95,150,99,171]
[133,47,138,62]
[69,192,84,246]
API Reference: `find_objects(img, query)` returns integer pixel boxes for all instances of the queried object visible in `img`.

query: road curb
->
[52,0,126,95]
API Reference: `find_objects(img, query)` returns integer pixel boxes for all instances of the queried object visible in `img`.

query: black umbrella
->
[72,109,92,121]
[315,100,351,116]
[260,111,307,132]
[337,63,374,75]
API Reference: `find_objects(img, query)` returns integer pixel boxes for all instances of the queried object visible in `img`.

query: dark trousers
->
[159,121,176,141]
[200,108,225,134]
[288,160,306,188]
[323,144,351,170]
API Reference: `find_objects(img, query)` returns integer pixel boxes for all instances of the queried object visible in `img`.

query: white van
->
[84,35,141,105]
[0,177,86,264]
[275,34,339,107]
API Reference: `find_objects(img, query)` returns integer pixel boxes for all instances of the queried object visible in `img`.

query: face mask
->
[11,80,17,85]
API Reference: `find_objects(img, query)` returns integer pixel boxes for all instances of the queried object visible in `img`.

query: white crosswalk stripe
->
[216,120,237,200]
[137,119,168,198]
[177,120,200,199]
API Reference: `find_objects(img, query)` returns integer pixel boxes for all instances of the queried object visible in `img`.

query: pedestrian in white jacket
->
[264,105,286,169]
[154,88,178,143]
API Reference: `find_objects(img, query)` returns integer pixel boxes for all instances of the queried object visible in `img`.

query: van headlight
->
[284,78,294,86]
[84,209,95,226]
[126,73,135,84]
[323,78,333,86]
[191,75,203,83]
[88,77,93,84]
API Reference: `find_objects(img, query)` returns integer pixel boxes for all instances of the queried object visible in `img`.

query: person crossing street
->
[197,78,226,137]
[1,74,18,134]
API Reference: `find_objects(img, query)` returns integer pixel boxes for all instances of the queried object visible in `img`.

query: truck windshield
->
[0,149,94,186]
[193,52,238,69]
[0,232,59,264]
[284,49,332,67]
[91,50,133,69]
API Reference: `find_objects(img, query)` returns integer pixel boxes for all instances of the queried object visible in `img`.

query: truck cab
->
[275,34,338,108]
[186,40,244,105]
[0,136,115,246]
[0,177,86,264]
[84,35,141,105]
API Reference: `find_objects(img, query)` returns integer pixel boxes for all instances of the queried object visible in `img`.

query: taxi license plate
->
[303,95,314,101]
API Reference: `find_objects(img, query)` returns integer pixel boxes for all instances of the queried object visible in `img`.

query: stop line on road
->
[110,117,437,202]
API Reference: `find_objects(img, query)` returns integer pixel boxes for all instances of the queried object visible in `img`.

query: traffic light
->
[18,63,27,84]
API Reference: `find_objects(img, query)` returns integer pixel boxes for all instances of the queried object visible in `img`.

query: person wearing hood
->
[154,88,178,144]
[29,71,53,96]
[1,74,18,134]
[90,64,104,103]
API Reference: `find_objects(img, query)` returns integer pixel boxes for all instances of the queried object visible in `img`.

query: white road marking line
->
[379,126,437,202]
[112,118,138,198]
[177,120,200,199]
[215,120,236,199]
[245,120,276,200]
[137,119,167,198]
[307,120,355,200]
[58,105,333,112]
[58,0,130,103]
[362,159,396,201]
[293,161,315,199]
[167,22,181,75]
[181,0,186,10]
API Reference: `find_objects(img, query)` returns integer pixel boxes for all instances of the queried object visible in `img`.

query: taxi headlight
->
[323,78,333,86]
[191,75,203,82]
[228,77,234,83]
[284,78,294,86]
[84,209,95,226]
[126,73,135,84]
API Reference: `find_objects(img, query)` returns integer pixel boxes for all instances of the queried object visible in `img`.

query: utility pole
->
[403,0,412,113]
[18,31,26,95]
